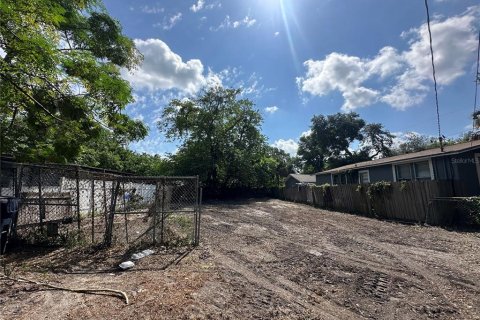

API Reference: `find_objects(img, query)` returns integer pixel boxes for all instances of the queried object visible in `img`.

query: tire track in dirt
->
[204,213,424,286]
[316,218,480,294]
[214,251,365,320]
[354,235,480,295]
[202,200,480,319]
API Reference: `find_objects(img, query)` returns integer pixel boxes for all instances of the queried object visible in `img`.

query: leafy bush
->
[457,197,480,226]
[313,183,333,196]
[366,181,392,200]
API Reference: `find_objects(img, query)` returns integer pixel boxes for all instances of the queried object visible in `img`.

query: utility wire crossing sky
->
[102,0,480,156]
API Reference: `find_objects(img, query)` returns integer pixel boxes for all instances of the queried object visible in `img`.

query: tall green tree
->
[297,112,366,172]
[393,132,459,155]
[0,0,146,162]
[298,112,395,172]
[159,87,269,189]
[395,132,431,154]
[75,129,169,175]
[361,123,395,158]
[267,146,296,186]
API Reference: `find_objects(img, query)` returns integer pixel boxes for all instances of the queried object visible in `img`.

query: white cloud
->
[133,114,145,122]
[265,106,279,114]
[123,39,206,94]
[274,31,280,37]
[301,130,312,138]
[123,40,270,98]
[155,12,182,30]
[366,46,404,79]
[297,7,479,111]
[210,15,257,31]
[402,12,478,85]
[205,68,224,87]
[272,139,298,156]
[205,2,222,10]
[297,53,380,111]
[123,41,273,100]
[208,67,275,98]
[190,0,204,12]
[342,87,380,111]
[380,69,428,109]
[140,5,164,14]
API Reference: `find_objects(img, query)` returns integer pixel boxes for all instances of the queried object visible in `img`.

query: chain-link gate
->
[0,160,202,251]
[105,176,201,247]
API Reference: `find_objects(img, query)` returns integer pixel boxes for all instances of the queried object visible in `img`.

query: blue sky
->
[103,0,480,156]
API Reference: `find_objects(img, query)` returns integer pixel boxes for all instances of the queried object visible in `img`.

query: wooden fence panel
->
[280,180,468,226]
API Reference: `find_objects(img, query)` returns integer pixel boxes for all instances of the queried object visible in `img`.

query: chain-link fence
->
[0,160,201,251]
[430,197,480,226]
[105,176,201,247]
[0,161,17,197]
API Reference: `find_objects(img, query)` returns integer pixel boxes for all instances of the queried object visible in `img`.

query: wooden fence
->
[280,181,468,226]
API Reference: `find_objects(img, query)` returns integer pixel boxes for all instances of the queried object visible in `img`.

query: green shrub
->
[457,197,480,226]
[366,181,392,200]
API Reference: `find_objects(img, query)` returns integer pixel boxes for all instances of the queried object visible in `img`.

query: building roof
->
[287,174,316,183]
[316,139,480,175]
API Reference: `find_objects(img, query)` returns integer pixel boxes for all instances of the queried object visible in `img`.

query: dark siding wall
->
[451,150,480,195]
[316,174,331,185]
[285,177,298,189]
[368,165,394,183]
[432,150,480,195]
[314,147,480,195]
[317,166,393,185]
[433,157,451,180]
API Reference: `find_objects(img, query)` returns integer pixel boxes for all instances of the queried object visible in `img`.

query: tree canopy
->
[298,112,395,173]
[74,129,169,176]
[0,0,146,162]
[393,132,465,155]
[159,87,294,190]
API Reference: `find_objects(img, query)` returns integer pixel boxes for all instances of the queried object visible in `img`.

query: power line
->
[473,31,480,131]
[424,0,443,151]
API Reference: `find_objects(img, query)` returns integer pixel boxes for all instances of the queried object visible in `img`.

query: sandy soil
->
[1,198,480,319]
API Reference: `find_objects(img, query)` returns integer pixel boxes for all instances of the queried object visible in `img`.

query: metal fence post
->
[160,178,165,245]
[105,181,120,247]
[103,179,107,227]
[153,182,159,244]
[75,167,81,231]
[196,187,202,246]
[38,167,44,226]
[122,182,129,243]
[193,176,199,245]
[91,178,95,243]
[17,165,23,199]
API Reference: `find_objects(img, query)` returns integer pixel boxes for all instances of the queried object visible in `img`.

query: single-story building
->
[285,174,316,189]
[316,139,480,196]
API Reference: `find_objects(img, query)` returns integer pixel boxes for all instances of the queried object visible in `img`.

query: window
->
[333,175,339,185]
[414,161,431,180]
[396,163,412,181]
[358,170,370,184]
[395,161,433,181]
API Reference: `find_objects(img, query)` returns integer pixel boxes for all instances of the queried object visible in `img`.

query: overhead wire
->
[472,31,480,131]
[424,0,444,151]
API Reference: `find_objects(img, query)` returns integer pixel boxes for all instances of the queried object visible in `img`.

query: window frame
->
[393,159,435,182]
[358,170,370,184]
[413,160,432,180]
[395,163,413,181]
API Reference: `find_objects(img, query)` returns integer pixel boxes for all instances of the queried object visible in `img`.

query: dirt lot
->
[1,199,480,319]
